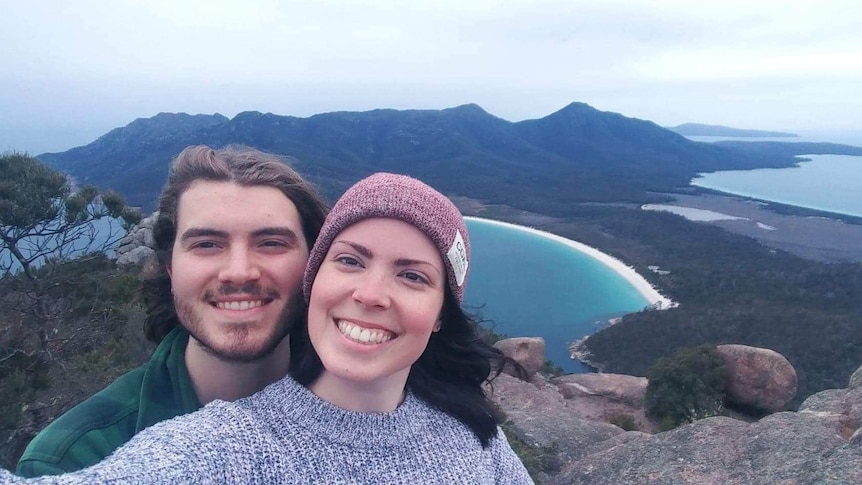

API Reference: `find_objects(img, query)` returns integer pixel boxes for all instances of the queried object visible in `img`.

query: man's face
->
[168,180,309,362]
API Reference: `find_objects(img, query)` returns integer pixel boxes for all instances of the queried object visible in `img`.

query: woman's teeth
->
[337,320,394,344]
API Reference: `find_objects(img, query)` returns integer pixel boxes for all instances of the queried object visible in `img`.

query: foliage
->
[644,345,726,428]
[1,152,140,279]
[608,414,639,431]
[0,152,140,353]
[0,260,151,470]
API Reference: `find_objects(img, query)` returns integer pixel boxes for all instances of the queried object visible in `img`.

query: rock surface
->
[716,344,798,412]
[116,213,157,267]
[494,337,546,378]
[486,373,624,480]
[553,410,861,485]
[554,373,647,407]
[489,343,861,484]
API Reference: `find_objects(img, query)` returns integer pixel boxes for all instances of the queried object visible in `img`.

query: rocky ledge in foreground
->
[490,338,862,484]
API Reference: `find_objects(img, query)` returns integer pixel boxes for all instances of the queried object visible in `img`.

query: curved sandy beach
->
[465,216,676,310]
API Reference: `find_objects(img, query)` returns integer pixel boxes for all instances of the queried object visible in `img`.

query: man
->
[16,145,328,476]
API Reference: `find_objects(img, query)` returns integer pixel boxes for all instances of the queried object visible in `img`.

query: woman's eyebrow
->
[334,240,372,258]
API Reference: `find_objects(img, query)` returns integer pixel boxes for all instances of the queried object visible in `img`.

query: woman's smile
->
[335,318,396,345]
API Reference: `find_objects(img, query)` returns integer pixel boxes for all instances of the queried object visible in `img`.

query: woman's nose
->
[351,273,391,309]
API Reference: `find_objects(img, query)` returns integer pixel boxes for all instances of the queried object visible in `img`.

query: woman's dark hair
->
[290,287,521,448]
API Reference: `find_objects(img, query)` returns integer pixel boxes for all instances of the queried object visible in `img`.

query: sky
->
[2,0,861,154]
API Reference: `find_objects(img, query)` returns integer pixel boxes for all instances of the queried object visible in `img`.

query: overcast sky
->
[2,0,860,154]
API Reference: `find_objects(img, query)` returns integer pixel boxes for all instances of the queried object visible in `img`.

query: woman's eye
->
[335,255,361,267]
[402,271,430,285]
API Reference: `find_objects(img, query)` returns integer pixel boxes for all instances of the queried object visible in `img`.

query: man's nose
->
[218,247,262,284]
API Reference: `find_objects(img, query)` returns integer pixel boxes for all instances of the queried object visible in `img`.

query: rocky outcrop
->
[486,372,625,477]
[799,364,862,437]
[717,344,798,412]
[489,341,861,484]
[554,373,647,407]
[116,213,156,267]
[554,410,861,485]
[494,337,546,378]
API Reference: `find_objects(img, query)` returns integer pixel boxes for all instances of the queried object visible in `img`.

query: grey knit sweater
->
[3,375,533,484]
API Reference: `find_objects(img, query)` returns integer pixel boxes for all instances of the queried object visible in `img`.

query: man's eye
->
[191,241,218,250]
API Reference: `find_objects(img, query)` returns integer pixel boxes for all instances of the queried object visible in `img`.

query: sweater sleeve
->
[491,427,535,485]
[0,401,263,484]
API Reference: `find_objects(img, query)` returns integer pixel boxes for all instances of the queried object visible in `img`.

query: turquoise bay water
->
[463,218,650,373]
[687,133,862,218]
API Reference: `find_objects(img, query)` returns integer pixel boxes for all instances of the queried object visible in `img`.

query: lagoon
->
[692,154,862,219]
[463,217,657,374]
[688,134,862,218]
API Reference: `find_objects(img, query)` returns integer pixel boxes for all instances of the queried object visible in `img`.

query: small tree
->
[1,151,140,355]
[644,344,726,429]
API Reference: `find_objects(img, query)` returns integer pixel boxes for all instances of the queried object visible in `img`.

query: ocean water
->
[463,218,651,373]
[688,133,862,218]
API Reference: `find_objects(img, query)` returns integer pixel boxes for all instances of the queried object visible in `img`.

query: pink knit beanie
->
[303,172,470,303]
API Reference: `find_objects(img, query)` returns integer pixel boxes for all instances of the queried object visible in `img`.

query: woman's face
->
[307,217,446,389]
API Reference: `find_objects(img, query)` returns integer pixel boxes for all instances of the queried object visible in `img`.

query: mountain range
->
[37,103,862,213]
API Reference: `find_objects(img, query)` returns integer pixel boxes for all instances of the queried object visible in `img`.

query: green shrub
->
[658,416,678,432]
[645,344,726,428]
[608,414,639,431]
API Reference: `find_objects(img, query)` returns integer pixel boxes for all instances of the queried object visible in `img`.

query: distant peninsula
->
[669,123,798,138]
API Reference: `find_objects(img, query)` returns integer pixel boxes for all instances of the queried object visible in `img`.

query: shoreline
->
[465,216,677,311]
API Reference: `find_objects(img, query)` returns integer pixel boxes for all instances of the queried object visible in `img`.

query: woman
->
[3,173,531,484]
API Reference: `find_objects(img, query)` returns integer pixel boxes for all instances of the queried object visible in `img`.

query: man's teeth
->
[337,320,394,344]
[216,300,264,311]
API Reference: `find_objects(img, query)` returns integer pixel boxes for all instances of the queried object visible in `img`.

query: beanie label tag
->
[447,230,468,287]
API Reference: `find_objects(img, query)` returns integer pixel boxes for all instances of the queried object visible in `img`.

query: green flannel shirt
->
[16,327,201,477]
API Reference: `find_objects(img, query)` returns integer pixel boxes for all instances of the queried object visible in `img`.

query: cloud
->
[2,0,861,153]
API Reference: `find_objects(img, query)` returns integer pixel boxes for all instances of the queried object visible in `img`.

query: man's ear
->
[432,319,441,333]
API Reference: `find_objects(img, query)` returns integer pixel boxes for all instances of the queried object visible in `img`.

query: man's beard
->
[175,286,305,364]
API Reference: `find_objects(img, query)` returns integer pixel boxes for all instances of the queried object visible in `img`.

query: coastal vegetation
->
[644,345,726,429]
[559,204,862,407]
[0,153,146,469]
